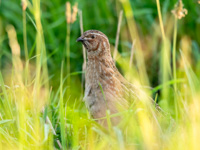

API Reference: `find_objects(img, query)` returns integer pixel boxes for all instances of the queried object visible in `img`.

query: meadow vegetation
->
[0,0,200,149]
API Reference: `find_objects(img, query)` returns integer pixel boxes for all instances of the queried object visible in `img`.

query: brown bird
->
[77,30,153,126]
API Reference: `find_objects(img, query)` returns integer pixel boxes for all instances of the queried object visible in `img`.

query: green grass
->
[0,0,200,149]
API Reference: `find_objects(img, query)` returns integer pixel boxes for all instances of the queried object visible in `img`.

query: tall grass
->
[0,0,200,149]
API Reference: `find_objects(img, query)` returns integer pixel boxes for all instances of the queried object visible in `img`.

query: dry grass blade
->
[6,25,24,87]
[78,10,87,96]
[129,39,136,68]
[113,10,123,61]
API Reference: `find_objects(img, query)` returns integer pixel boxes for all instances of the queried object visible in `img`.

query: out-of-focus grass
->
[0,0,200,149]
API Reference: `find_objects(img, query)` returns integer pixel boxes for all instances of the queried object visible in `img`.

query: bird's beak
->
[76,36,85,42]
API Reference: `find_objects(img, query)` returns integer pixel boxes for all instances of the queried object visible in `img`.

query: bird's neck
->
[87,47,112,61]
[86,50,114,87]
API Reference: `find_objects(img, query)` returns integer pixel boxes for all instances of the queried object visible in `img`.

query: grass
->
[0,0,200,149]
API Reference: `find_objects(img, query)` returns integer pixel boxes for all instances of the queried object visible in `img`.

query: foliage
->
[0,0,200,149]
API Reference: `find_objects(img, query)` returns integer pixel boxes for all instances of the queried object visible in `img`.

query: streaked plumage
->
[77,30,152,126]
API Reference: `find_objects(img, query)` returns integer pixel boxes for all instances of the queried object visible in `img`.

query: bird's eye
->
[91,35,95,39]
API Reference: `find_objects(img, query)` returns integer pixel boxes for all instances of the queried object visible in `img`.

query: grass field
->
[0,0,200,149]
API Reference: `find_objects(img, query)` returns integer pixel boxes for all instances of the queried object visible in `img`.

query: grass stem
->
[60,61,67,150]
[173,17,178,119]
[156,0,166,40]
[78,10,86,97]
[113,10,123,61]
[22,9,29,86]
[66,23,71,98]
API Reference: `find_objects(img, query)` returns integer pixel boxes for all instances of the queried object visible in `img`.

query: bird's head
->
[77,30,110,57]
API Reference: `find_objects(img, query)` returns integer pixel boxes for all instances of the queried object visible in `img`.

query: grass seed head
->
[171,0,188,19]
[71,3,78,23]
[66,2,78,24]
[66,2,71,24]
[21,0,27,11]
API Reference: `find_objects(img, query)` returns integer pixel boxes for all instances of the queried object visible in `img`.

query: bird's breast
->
[86,60,102,87]
[86,59,122,96]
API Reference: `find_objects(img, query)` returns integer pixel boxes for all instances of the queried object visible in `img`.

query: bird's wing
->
[108,59,162,109]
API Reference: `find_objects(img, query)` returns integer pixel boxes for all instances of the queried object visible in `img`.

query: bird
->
[77,30,156,127]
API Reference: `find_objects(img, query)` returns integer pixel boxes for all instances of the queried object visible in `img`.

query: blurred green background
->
[0,0,200,93]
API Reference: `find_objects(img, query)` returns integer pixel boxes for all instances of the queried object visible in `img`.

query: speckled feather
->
[77,30,148,126]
